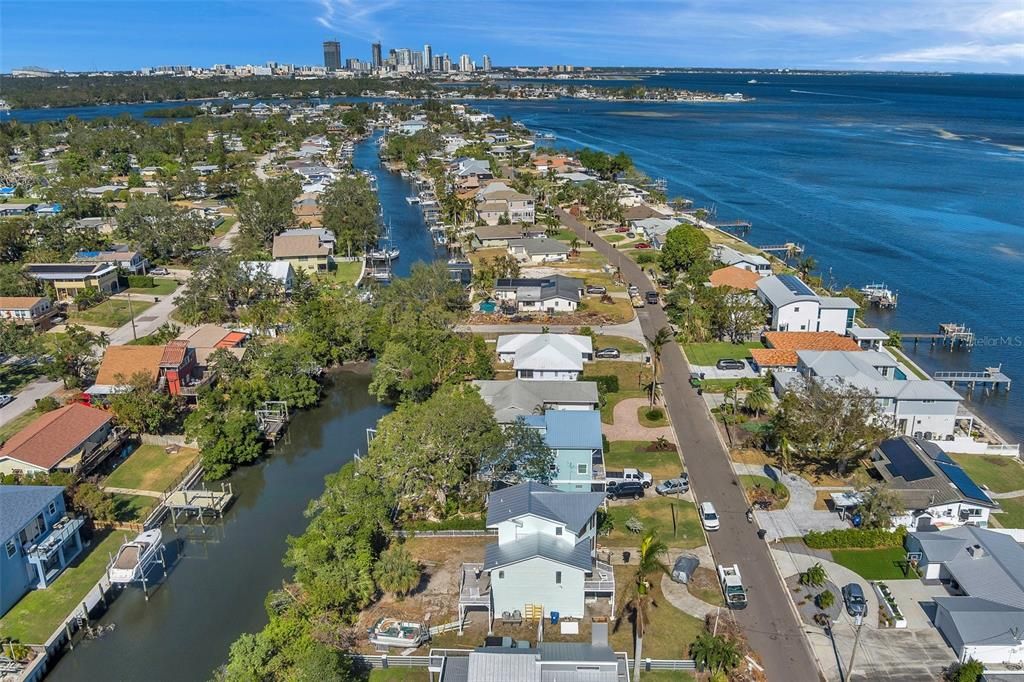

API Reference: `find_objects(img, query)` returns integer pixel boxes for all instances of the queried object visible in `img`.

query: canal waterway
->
[46,135,439,681]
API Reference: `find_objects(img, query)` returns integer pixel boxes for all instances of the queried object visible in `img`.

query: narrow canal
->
[47,133,438,681]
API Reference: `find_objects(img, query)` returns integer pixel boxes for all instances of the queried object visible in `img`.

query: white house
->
[240,261,294,292]
[755,275,858,334]
[496,334,593,381]
[494,276,583,313]
[632,218,680,249]
[773,350,963,439]
[871,437,998,531]
[459,481,613,623]
[713,244,772,275]
[508,238,570,263]
[905,527,1024,666]
[473,379,600,423]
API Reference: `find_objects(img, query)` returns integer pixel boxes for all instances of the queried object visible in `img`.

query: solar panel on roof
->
[883,438,932,482]
[777,274,815,297]
[936,461,992,504]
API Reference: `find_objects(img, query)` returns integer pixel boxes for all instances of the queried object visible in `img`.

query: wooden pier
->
[900,323,975,351]
[709,220,752,235]
[934,366,1012,392]
[757,242,805,258]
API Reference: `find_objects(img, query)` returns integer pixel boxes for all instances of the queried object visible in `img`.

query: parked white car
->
[700,501,720,531]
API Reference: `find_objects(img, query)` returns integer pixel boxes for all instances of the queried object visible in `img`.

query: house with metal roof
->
[472,224,545,248]
[871,437,997,530]
[240,261,294,292]
[494,275,583,314]
[713,244,772,275]
[520,410,604,492]
[473,379,600,423]
[458,482,614,630]
[905,526,1024,665]
[26,263,120,301]
[496,334,593,381]
[755,274,857,334]
[508,237,570,263]
[0,485,85,617]
[773,350,963,439]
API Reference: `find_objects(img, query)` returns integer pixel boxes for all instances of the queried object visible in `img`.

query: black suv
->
[645,291,659,305]
[606,480,646,500]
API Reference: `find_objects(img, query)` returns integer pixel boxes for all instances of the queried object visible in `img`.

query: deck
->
[934,366,1011,391]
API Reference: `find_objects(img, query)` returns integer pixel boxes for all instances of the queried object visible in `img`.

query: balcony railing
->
[25,517,84,560]
[178,372,215,397]
[585,560,616,593]
[459,563,491,605]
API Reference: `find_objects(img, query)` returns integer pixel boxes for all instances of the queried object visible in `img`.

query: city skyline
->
[1,0,1021,74]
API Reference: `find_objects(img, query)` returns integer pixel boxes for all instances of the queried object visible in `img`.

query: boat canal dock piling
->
[165,482,234,531]
[859,283,899,308]
[901,322,976,350]
[758,242,806,259]
[934,365,1012,393]
[256,400,290,442]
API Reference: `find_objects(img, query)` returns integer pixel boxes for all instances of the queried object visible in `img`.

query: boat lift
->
[107,533,168,601]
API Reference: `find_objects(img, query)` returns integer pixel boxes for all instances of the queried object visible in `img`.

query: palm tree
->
[642,379,663,409]
[373,546,421,599]
[569,236,581,256]
[885,329,902,348]
[689,632,741,677]
[645,326,673,389]
[618,531,669,680]
[723,386,739,416]
[743,381,773,418]
[797,256,817,280]
[800,562,828,588]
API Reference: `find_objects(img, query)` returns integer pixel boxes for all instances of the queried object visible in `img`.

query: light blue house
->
[0,485,85,617]
[522,410,604,492]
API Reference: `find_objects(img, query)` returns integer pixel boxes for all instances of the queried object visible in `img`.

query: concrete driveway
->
[735,463,848,541]
[691,363,758,380]
[107,281,186,345]
[883,579,951,631]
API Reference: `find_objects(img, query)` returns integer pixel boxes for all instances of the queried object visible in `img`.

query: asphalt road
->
[106,276,188,345]
[557,209,821,682]
[0,375,63,425]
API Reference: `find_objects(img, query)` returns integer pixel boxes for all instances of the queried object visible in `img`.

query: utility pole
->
[127,292,137,341]
[846,615,864,681]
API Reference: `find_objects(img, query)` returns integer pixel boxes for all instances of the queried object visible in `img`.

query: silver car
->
[656,477,689,496]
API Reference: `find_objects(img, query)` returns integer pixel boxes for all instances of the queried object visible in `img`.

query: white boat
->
[368,248,400,261]
[405,196,420,205]
[747,79,758,84]
[108,529,163,584]
[368,617,429,649]
[536,132,556,140]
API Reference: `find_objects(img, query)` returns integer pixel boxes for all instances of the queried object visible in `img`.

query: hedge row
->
[804,527,906,549]
[589,374,620,394]
[127,274,155,289]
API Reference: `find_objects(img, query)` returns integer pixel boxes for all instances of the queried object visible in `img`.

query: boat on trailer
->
[368,617,429,649]
[108,529,163,584]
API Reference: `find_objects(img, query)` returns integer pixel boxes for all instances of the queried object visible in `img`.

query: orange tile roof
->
[0,403,111,470]
[95,345,166,385]
[709,266,762,291]
[763,331,861,352]
[750,348,799,367]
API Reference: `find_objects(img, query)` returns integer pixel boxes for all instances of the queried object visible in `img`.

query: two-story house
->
[496,334,593,381]
[71,247,149,275]
[475,183,536,225]
[272,230,334,273]
[871,437,998,530]
[0,486,85,616]
[755,274,858,334]
[458,482,614,629]
[520,410,605,491]
[0,296,56,330]
[26,263,120,301]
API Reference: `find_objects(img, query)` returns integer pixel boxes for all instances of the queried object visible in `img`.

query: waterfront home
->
[0,486,85,617]
[473,379,600,423]
[272,231,334,273]
[708,265,762,291]
[905,526,1024,666]
[71,247,149,275]
[555,171,599,185]
[755,274,858,334]
[495,275,583,313]
[240,261,295,292]
[438,632,624,682]
[632,217,680,248]
[459,481,613,626]
[773,350,963,439]
[453,157,493,181]
[622,204,671,223]
[0,202,37,217]
[176,324,248,367]
[871,437,997,530]
[0,404,115,476]
[749,331,861,374]
[396,118,428,135]
[0,296,56,330]
[447,260,474,287]
[473,224,545,248]
[497,334,593,381]
[848,325,890,351]
[520,410,604,491]
[531,154,571,173]
[713,244,773,275]
[86,345,167,400]
[25,263,120,301]
[508,238,570,264]
[475,182,536,225]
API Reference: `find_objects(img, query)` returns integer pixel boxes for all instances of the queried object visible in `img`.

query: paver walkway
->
[603,397,676,443]
[102,486,163,498]
[734,463,847,541]
[659,545,720,620]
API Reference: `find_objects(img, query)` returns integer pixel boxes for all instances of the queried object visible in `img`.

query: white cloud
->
[859,42,1024,64]
[314,0,400,39]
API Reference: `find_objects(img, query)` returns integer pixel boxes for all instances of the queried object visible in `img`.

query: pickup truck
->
[717,564,748,609]
[605,468,653,489]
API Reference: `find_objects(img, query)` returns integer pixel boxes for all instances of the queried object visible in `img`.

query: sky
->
[1,0,1022,74]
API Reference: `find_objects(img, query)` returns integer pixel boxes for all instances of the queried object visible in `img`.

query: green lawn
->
[993,497,1024,529]
[830,547,913,581]
[699,377,769,394]
[610,565,704,660]
[112,494,158,522]
[682,341,762,367]
[0,361,45,394]
[594,334,645,353]
[584,360,648,424]
[316,260,363,286]
[950,455,1024,494]
[368,670,430,682]
[887,346,930,380]
[0,532,124,644]
[637,405,669,427]
[0,407,43,442]
[69,298,154,328]
[605,441,682,480]
[740,474,790,509]
[103,444,199,493]
[604,234,626,243]
[213,215,237,237]
[604,498,702,548]
[125,278,178,296]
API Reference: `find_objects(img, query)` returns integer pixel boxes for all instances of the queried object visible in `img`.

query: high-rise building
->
[442,54,452,72]
[432,55,444,72]
[413,51,423,72]
[396,48,412,67]
[371,42,383,69]
[323,41,341,71]
[423,44,432,72]
[459,54,474,72]
[482,54,492,71]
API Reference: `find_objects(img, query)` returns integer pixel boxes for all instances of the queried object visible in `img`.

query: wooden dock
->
[757,242,805,258]
[901,323,975,350]
[934,366,1012,392]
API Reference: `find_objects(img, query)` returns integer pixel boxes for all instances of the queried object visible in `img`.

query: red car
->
[615,226,629,233]
[635,242,652,249]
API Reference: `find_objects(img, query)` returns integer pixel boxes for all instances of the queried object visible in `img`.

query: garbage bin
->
[757,529,767,540]
[550,612,560,625]
[623,551,631,563]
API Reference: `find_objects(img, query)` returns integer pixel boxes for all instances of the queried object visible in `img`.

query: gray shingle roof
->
[496,275,583,304]
[0,485,64,541]
[933,597,1024,646]
[486,481,604,532]
[473,380,599,423]
[484,535,594,572]
[538,642,617,663]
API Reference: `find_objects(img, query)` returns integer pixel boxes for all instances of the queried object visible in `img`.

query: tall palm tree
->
[618,531,668,679]
[743,381,773,418]
[642,379,663,409]
[723,385,739,416]
[797,256,817,280]
[645,326,673,389]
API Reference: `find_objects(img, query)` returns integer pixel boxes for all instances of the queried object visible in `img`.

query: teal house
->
[523,410,604,492]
